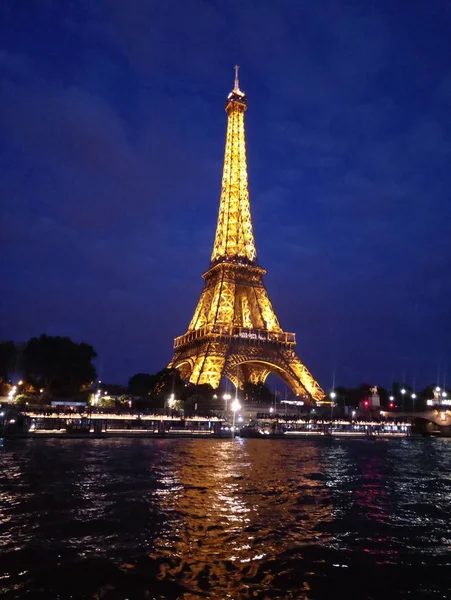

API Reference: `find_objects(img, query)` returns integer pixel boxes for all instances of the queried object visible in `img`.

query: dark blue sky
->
[1,0,450,389]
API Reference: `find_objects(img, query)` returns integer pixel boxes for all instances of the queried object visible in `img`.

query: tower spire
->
[234,64,240,91]
[211,67,255,264]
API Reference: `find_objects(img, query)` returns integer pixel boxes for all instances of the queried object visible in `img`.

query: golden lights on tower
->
[169,69,324,403]
[211,65,256,265]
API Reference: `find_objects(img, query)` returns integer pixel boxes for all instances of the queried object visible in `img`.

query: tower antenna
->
[234,65,240,90]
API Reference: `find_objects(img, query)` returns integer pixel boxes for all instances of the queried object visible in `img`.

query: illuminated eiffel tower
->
[169,68,324,403]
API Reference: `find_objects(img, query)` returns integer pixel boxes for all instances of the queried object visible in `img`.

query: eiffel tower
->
[169,68,325,403]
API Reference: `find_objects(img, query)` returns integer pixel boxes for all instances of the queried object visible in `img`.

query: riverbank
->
[3,429,414,440]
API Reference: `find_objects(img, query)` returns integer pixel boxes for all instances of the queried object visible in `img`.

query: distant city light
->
[231,399,241,412]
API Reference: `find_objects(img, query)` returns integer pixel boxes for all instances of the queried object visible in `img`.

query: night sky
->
[1,1,451,390]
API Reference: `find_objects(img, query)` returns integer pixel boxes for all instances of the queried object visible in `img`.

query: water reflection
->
[150,439,332,596]
[1,438,451,599]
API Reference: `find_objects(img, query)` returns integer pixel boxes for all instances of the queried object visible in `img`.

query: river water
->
[1,437,451,599]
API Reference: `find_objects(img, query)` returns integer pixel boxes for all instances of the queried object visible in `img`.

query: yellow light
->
[168,72,325,404]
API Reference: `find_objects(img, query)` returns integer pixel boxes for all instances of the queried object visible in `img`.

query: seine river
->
[1,437,451,599]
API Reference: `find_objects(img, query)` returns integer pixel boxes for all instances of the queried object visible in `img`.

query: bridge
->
[383,409,451,433]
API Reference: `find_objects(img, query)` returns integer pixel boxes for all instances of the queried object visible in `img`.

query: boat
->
[238,424,265,438]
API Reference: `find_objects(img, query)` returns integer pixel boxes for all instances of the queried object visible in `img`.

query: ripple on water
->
[1,437,451,598]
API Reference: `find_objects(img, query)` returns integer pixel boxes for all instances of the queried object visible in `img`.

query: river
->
[1,437,450,599]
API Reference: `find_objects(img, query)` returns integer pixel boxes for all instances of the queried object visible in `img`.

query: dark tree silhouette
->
[181,382,213,401]
[100,383,127,396]
[0,341,17,381]
[153,368,185,395]
[22,335,97,396]
[243,381,272,403]
[128,368,185,397]
[128,373,156,396]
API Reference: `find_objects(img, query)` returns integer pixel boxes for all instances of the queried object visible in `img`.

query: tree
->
[22,335,97,397]
[181,383,214,401]
[128,373,155,396]
[152,368,185,397]
[420,384,436,401]
[243,382,272,403]
[117,394,132,407]
[391,382,413,396]
[128,368,184,397]
[98,397,115,410]
[100,383,127,396]
[14,393,35,406]
[184,394,210,415]
[0,341,17,381]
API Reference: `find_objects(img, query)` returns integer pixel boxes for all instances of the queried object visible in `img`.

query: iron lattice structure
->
[169,69,325,403]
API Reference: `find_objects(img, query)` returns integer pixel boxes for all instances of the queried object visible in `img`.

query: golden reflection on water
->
[151,439,332,596]
[2,438,451,599]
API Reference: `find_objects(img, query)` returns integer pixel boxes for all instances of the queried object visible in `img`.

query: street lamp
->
[330,391,336,422]
[231,398,241,438]
[223,393,231,413]
[401,388,406,412]
[411,393,416,412]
